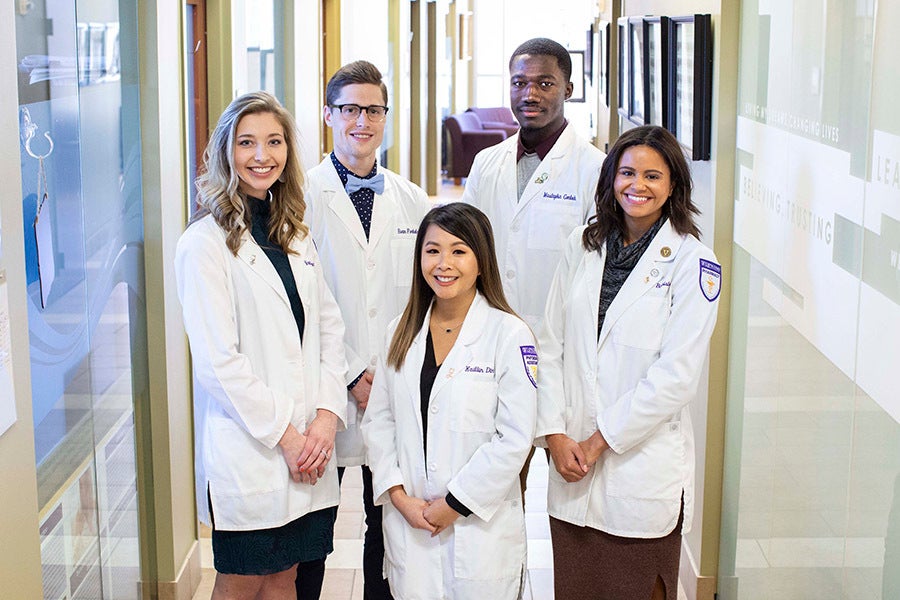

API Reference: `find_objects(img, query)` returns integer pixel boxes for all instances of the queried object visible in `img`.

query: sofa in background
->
[443,107,519,184]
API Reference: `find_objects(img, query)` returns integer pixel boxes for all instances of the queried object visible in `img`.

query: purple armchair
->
[466,107,519,137]
[443,109,518,184]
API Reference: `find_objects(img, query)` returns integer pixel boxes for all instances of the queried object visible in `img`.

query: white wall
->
[471,0,599,139]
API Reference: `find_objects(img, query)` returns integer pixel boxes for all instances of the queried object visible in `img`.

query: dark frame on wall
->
[599,20,610,107]
[617,17,629,121]
[643,16,671,127]
[670,14,713,160]
[569,50,586,103]
[585,26,594,84]
[628,16,645,124]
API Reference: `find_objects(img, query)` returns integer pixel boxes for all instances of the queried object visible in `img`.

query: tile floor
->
[192,455,689,600]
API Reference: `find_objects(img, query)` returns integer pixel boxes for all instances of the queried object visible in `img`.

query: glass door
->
[15,1,150,597]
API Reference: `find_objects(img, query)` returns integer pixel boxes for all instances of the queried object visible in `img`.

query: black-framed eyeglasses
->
[330,104,390,122]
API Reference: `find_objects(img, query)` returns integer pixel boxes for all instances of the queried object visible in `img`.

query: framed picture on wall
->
[569,50,586,102]
[629,17,645,124]
[617,17,629,120]
[670,14,712,160]
[585,26,594,84]
[643,16,670,127]
[598,21,610,107]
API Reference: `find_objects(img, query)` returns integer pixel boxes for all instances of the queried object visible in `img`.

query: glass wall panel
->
[15,0,149,597]
[719,1,900,599]
[240,0,284,101]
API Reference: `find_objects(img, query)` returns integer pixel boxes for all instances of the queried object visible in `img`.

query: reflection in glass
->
[630,21,644,121]
[647,21,663,125]
[674,21,694,148]
[16,0,147,597]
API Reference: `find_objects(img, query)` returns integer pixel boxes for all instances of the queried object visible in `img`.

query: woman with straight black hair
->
[362,203,537,599]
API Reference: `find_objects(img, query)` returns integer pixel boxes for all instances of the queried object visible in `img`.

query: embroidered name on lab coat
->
[542,192,577,201]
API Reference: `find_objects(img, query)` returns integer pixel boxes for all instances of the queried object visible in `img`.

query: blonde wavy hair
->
[192,91,308,255]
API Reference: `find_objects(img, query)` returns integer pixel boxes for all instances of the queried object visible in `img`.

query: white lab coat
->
[305,158,433,466]
[361,293,537,600]
[461,125,605,330]
[175,215,348,530]
[536,222,720,538]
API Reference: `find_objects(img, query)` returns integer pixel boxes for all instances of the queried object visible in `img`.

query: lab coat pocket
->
[381,502,408,570]
[450,379,498,433]
[527,201,581,251]
[207,418,282,495]
[612,297,669,350]
[453,498,526,579]
[606,425,684,500]
[390,237,416,287]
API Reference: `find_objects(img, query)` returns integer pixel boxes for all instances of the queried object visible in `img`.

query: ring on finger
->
[320,448,329,458]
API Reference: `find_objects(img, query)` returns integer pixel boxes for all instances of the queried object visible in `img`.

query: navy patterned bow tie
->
[345,172,385,195]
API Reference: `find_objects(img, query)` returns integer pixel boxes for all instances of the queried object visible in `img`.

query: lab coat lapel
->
[597,222,681,348]
[403,307,431,442]
[427,294,486,401]
[514,126,574,218]
[367,175,392,250]
[582,247,604,345]
[286,235,315,323]
[236,234,291,309]
[323,164,369,250]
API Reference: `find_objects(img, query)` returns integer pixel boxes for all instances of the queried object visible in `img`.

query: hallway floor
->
[192,454,688,600]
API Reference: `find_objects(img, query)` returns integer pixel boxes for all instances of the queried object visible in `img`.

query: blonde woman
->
[362,203,537,599]
[175,91,347,599]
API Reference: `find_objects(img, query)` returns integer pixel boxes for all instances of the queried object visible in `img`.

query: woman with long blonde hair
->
[176,91,348,599]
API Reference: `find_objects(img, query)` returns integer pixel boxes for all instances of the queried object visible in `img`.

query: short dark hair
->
[583,125,701,251]
[325,60,388,106]
[509,38,572,83]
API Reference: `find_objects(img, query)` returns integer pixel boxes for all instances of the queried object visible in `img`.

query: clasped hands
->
[389,486,460,537]
[546,430,609,482]
[278,409,339,485]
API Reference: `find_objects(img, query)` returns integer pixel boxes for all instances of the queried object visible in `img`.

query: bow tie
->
[345,172,385,195]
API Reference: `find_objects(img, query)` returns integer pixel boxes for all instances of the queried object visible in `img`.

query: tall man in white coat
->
[461,37,605,332]
[304,60,432,599]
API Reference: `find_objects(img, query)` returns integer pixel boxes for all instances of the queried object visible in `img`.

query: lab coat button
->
[506,269,516,279]
[370,356,377,366]
[429,462,437,471]
[368,308,377,318]
[430,405,438,414]
[511,222,520,232]
[367,261,376,270]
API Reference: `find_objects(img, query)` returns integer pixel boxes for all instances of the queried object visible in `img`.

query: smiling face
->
[613,144,673,243]
[324,82,386,175]
[509,53,572,144]
[233,111,287,198]
[420,224,479,309]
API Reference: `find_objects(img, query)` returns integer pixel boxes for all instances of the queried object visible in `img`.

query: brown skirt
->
[549,503,684,600]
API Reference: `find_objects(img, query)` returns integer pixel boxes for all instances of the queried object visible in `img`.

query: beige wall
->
[138,1,201,597]
[0,1,44,595]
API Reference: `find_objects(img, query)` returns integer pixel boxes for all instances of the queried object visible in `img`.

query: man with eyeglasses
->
[304,60,431,600]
